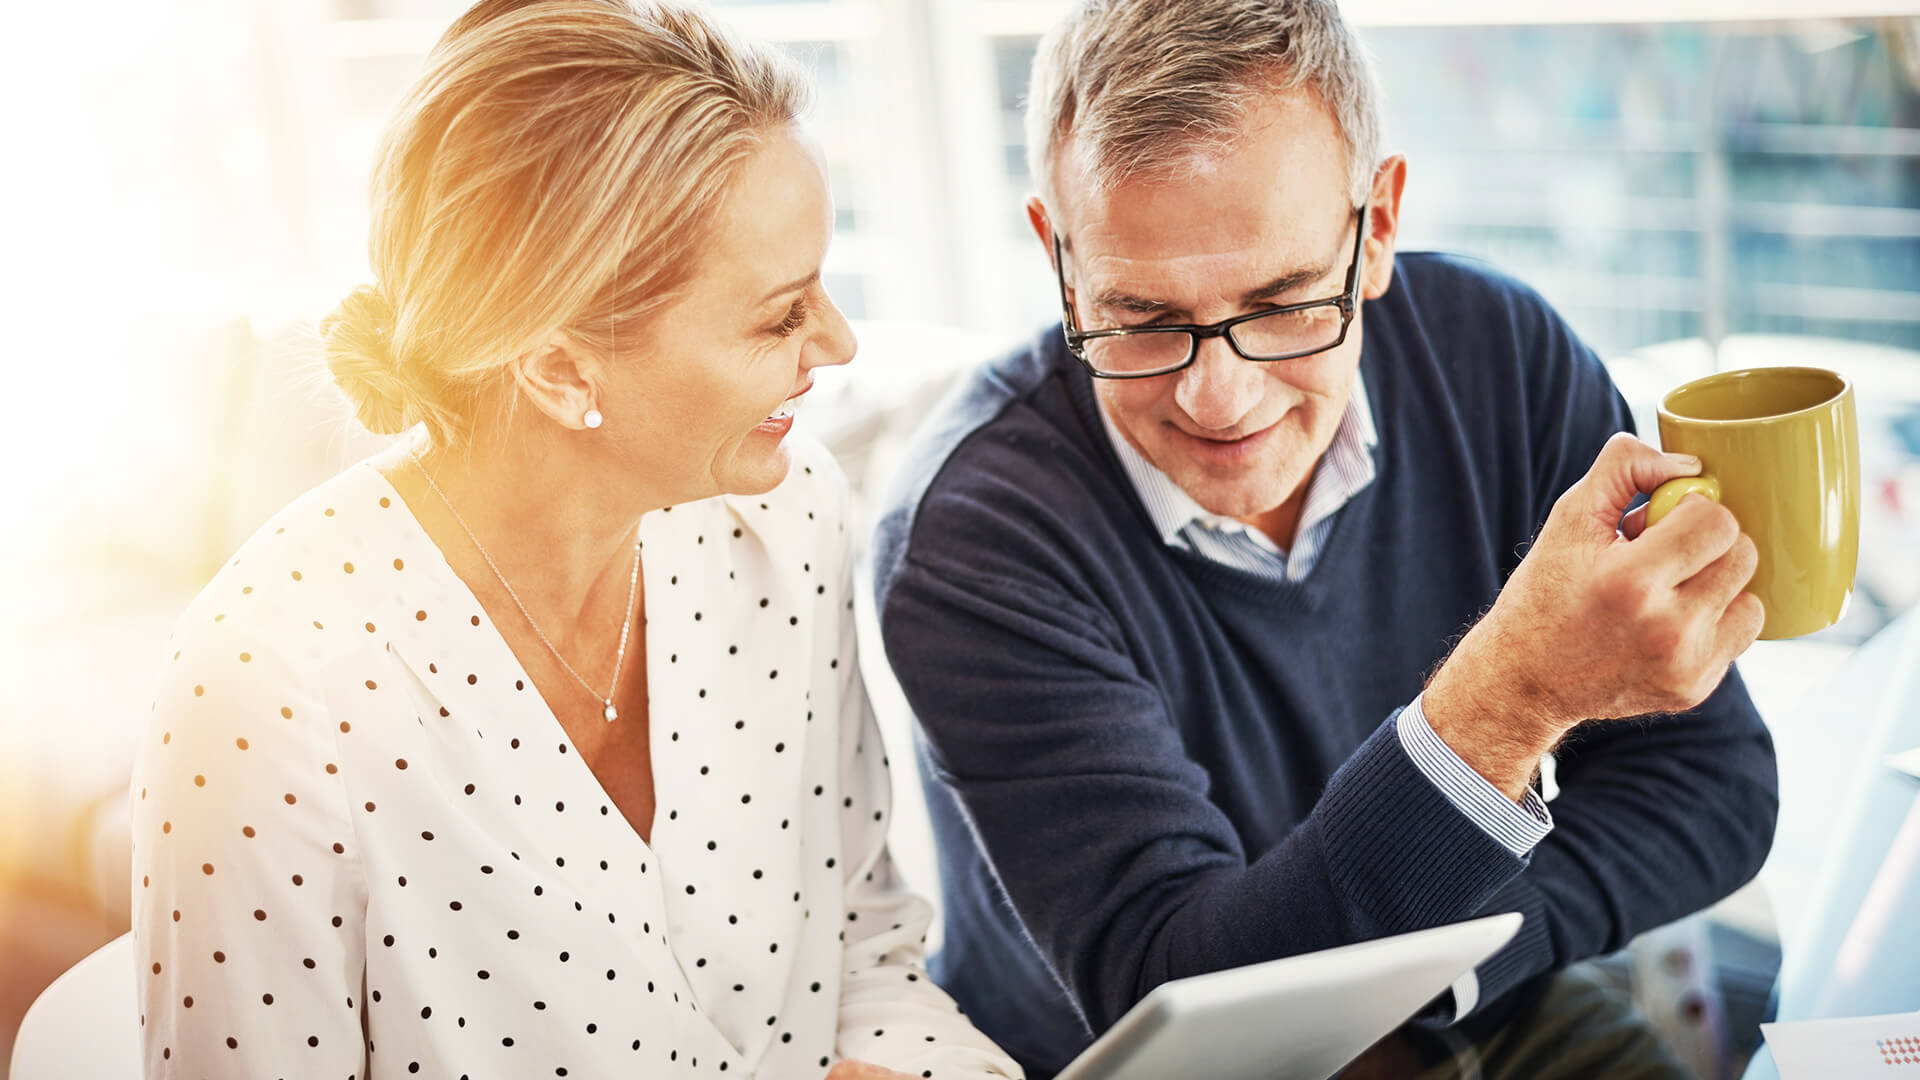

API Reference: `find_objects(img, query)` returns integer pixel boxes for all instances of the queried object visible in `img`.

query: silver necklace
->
[410,450,640,723]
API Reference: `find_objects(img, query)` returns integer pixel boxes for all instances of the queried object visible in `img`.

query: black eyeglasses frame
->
[1051,204,1370,380]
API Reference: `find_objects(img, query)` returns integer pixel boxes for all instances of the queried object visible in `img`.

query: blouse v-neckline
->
[356,453,661,842]
[351,451,819,1067]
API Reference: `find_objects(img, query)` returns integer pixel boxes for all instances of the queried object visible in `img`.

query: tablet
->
[1056,912,1523,1080]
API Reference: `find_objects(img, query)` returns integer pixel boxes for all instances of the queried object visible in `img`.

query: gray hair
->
[1026,0,1383,215]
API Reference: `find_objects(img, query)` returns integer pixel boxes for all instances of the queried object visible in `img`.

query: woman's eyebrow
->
[756,269,820,306]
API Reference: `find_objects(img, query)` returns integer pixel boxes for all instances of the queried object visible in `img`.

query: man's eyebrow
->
[1090,289,1170,315]
[1089,261,1337,318]
[1241,262,1337,304]
[757,269,819,307]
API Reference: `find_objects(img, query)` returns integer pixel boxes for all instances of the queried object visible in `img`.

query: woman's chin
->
[716,440,793,497]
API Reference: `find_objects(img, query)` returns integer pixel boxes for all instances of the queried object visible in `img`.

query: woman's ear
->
[513,334,604,431]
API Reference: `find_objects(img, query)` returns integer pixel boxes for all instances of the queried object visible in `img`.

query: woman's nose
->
[808,292,857,370]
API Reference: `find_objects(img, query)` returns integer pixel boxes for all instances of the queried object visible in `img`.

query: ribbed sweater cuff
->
[1471,884,1554,1007]
[1317,711,1527,932]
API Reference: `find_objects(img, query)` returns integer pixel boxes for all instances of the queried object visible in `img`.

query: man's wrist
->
[1423,625,1563,800]
[1399,698,1554,856]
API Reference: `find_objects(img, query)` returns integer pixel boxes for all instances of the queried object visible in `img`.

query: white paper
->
[1763,1012,1920,1075]
[1891,747,1920,781]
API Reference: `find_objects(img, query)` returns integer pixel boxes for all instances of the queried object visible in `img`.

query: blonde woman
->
[130,2,1022,1077]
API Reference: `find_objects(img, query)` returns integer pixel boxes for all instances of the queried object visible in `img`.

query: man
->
[871,2,1778,1077]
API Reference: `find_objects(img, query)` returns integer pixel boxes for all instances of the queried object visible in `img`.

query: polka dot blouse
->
[131,436,1022,1079]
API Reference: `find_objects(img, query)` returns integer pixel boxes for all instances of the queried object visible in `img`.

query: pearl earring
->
[583,408,603,430]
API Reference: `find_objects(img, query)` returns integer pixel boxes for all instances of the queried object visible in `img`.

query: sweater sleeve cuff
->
[1314,711,1527,931]
[1397,694,1554,857]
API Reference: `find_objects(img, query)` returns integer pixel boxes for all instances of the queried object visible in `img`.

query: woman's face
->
[599,126,854,504]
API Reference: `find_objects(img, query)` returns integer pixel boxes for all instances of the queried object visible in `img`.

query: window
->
[4,0,1914,638]
[307,4,1920,356]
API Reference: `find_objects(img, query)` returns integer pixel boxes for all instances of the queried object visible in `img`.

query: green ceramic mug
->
[1645,365,1860,640]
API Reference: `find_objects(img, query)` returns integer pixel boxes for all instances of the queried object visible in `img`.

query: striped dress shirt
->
[1098,374,1543,853]
[1097,374,1552,1019]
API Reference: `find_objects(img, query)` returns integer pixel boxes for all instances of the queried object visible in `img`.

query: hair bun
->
[320,285,413,435]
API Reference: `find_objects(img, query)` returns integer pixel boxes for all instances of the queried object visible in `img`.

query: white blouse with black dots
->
[132,436,1022,1080]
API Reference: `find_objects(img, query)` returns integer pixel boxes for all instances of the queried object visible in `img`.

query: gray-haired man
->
[873,1,1777,1077]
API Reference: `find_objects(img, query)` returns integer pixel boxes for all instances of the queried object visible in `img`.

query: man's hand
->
[1423,432,1765,798]
[825,1062,918,1080]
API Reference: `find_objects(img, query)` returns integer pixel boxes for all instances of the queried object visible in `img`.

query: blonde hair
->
[321,0,809,445]
[1026,0,1381,215]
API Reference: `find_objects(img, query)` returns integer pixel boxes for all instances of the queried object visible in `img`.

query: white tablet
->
[1056,912,1523,1080]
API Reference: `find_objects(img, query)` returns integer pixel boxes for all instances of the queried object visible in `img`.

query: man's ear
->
[1360,155,1408,302]
[1026,195,1056,266]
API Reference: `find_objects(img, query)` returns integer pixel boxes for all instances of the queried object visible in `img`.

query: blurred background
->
[1,1,1917,1076]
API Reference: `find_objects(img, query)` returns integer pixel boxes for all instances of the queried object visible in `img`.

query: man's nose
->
[1173,335,1260,431]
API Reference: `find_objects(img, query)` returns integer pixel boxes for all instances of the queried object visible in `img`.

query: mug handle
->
[1645,475,1720,528]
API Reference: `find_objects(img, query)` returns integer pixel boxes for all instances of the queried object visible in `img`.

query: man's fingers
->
[1711,591,1767,664]
[1636,494,1741,584]
[1569,433,1702,535]
[1620,503,1649,540]
[1677,531,1759,611]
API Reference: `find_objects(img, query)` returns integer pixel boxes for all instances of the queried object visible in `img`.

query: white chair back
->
[10,933,140,1080]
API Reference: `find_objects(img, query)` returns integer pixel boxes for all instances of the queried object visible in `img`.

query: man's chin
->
[1153,448,1306,520]
[1165,474,1282,520]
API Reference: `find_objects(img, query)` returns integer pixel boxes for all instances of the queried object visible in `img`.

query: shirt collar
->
[1097,372,1379,551]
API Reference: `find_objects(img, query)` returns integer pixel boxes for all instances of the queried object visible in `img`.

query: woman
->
[130,2,1022,1077]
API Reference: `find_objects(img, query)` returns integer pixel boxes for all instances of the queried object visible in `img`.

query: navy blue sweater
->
[871,253,1779,1077]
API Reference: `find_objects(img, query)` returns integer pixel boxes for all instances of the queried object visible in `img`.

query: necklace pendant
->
[603,701,619,723]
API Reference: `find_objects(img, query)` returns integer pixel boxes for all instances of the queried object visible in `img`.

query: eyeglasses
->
[1052,205,1369,380]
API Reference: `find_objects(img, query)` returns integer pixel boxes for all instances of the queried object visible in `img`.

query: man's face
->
[1039,86,1401,533]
